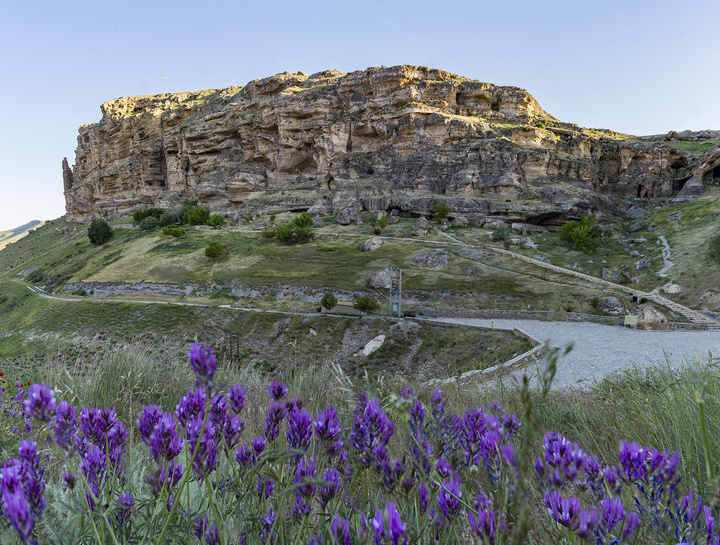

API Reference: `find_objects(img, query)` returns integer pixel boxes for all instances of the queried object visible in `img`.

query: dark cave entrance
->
[713,165,720,182]
[672,177,691,192]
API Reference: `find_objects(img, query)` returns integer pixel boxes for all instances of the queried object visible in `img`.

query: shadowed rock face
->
[64,65,697,224]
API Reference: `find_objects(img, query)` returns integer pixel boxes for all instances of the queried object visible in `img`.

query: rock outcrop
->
[64,65,701,224]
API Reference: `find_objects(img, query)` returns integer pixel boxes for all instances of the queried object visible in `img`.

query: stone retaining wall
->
[415,306,621,325]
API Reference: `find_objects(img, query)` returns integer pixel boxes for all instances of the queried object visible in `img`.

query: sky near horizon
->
[0,0,718,232]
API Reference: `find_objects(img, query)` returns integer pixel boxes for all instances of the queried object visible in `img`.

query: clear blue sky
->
[1,0,718,231]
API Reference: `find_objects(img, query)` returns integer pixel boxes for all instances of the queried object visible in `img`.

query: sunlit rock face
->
[64,65,696,224]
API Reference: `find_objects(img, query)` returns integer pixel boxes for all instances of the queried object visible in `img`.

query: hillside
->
[0,219,43,250]
[63,65,720,226]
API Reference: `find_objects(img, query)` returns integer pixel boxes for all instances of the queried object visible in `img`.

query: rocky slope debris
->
[63,65,713,225]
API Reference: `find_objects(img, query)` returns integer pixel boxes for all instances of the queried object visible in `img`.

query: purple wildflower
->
[314,405,343,455]
[227,385,247,414]
[332,515,352,545]
[236,445,255,468]
[176,388,207,427]
[418,483,429,514]
[267,381,288,401]
[544,489,581,528]
[620,511,641,541]
[186,416,217,478]
[371,502,407,545]
[3,491,35,544]
[294,457,318,499]
[205,521,220,545]
[188,342,217,389]
[436,476,462,521]
[260,508,277,545]
[222,414,245,452]
[148,460,183,496]
[468,492,496,544]
[286,406,313,452]
[23,383,55,422]
[138,404,163,445]
[62,470,75,489]
[116,491,133,528]
[318,468,341,508]
[256,474,275,499]
[599,495,626,533]
[53,400,78,451]
[253,436,266,456]
[149,412,182,463]
[264,402,287,441]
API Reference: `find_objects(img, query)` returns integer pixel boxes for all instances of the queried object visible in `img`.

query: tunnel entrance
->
[713,165,720,182]
[672,177,691,192]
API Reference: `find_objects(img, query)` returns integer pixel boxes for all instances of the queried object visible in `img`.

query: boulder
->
[335,208,358,225]
[533,255,551,264]
[360,335,386,356]
[370,269,393,289]
[636,304,669,330]
[390,209,399,217]
[360,237,383,252]
[452,215,469,227]
[456,248,493,261]
[511,222,525,234]
[597,296,625,315]
[312,216,326,228]
[484,220,505,230]
[387,216,399,224]
[412,217,429,236]
[414,249,449,268]
[465,266,482,276]
[307,204,332,216]
[635,258,648,270]
[629,220,645,233]
[626,206,646,219]
[663,283,682,294]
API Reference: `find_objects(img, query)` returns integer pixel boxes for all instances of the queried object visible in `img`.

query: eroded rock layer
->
[64,65,699,224]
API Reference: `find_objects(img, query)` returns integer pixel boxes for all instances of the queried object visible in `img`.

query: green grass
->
[660,138,720,155]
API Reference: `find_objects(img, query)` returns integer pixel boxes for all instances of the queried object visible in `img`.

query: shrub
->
[207,214,226,228]
[132,208,163,225]
[293,211,313,228]
[138,216,160,231]
[88,218,114,246]
[320,292,338,310]
[265,214,315,244]
[184,206,211,225]
[161,226,186,238]
[558,214,601,254]
[708,233,720,262]
[354,293,381,314]
[490,225,510,241]
[432,201,450,221]
[205,241,227,259]
[589,296,600,310]
[373,227,383,236]
[158,211,179,227]
[378,216,388,230]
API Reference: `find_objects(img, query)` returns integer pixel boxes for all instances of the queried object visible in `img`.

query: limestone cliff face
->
[64,65,697,224]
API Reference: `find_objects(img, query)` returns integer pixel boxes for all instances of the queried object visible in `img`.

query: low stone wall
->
[63,281,197,298]
[415,306,621,325]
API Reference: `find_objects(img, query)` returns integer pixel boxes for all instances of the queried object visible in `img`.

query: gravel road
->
[428,317,720,389]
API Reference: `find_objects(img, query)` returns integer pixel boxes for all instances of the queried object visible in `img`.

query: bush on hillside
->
[263,213,314,244]
[432,200,451,221]
[320,292,338,310]
[207,214,226,228]
[158,211,180,227]
[88,218,113,246]
[184,206,211,225]
[161,226,186,238]
[559,213,601,254]
[205,241,227,259]
[132,208,163,225]
[490,225,510,241]
[138,216,160,231]
[354,293,381,314]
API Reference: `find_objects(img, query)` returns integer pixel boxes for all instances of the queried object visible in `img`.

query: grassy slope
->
[0,219,43,250]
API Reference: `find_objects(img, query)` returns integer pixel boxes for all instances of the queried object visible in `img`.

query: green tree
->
[559,214,601,254]
[88,219,113,246]
[321,292,338,310]
[132,208,163,225]
[293,212,313,228]
[139,217,160,231]
[184,206,211,225]
[432,201,451,221]
[207,214,226,228]
[205,241,227,259]
[354,294,380,314]
[161,226,186,237]
[158,211,179,227]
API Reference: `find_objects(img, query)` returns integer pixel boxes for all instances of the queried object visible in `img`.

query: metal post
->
[398,268,402,317]
[389,269,393,316]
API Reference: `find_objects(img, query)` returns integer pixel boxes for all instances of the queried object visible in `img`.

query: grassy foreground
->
[2,343,720,544]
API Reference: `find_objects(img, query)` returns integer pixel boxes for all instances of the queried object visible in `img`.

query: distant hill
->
[0,220,44,250]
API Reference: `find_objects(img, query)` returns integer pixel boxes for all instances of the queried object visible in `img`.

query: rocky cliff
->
[64,65,713,224]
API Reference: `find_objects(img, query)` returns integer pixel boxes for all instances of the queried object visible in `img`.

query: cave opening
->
[672,177,690,192]
[713,165,720,182]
